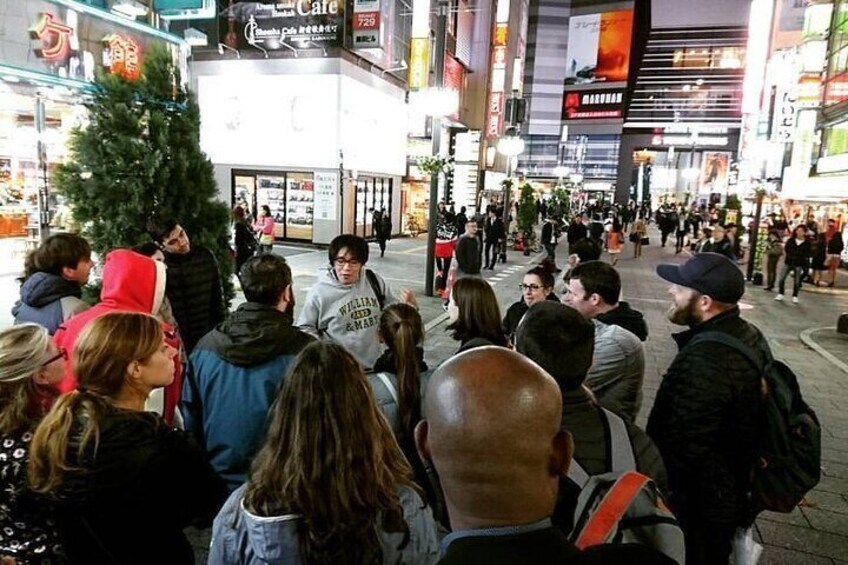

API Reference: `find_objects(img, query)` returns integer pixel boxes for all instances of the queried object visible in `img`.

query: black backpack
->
[689,331,821,514]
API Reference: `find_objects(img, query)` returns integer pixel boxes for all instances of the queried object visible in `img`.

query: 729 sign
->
[353,11,380,30]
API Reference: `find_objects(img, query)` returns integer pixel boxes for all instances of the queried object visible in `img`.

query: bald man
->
[416,347,674,564]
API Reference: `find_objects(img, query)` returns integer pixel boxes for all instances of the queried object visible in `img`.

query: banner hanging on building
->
[565,10,633,85]
[562,88,625,120]
[221,0,344,52]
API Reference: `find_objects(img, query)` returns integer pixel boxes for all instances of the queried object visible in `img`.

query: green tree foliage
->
[53,44,233,301]
[517,183,536,233]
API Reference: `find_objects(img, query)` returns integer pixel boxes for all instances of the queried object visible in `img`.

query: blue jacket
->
[210,484,439,564]
[12,272,88,335]
[182,303,313,491]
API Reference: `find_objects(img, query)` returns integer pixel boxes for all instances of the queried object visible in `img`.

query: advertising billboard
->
[565,10,633,85]
[562,88,624,120]
[220,0,344,52]
[700,152,731,194]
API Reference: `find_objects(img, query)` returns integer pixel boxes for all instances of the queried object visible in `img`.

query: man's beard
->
[666,294,701,326]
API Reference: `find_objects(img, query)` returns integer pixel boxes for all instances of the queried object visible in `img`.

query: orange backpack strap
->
[574,471,649,550]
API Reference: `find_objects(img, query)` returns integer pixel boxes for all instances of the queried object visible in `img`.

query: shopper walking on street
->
[373,208,392,258]
[649,253,772,565]
[541,216,560,270]
[776,225,812,304]
[455,219,482,277]
[232,205,257,275]
[252,205,275,254]
[483,210,505,270]
[631,218,647,258]
[763,230,784,292]
[823,219,844,287]
[607,216,623,266]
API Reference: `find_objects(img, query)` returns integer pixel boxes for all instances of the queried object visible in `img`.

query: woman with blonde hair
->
[0,324,65,564]
[211,341,438,564]
[28,312,227,564]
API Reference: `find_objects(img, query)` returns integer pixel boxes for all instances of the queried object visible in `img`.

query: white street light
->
[682,167,700,180]
[497,133,525,157]
[569,173,584,184]
[410,87,460,118]
[553,165,571,179]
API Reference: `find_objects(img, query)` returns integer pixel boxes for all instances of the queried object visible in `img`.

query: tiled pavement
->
[1,230,846,563]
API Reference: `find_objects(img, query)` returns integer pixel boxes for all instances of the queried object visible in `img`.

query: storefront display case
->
[234,170,315,242]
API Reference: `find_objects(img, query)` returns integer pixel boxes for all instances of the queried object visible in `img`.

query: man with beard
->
[647,253,773,565]
[183,254,314,490]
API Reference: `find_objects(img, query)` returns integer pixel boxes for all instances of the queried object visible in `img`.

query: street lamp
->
[497,126,525,237]
[553,165,571,183]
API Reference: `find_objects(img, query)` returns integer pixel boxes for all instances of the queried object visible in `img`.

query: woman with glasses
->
[211,341,438,564]
[28,312,227,564]
[0,324,66,564]
[446,277,508,354]
[502,266,559,340]
[297,234,418,370]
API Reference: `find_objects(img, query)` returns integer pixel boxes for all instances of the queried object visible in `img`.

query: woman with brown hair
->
[0,324,66,564]
[446,277,508,353]
[28,312,227,564]
[211,341,438,564]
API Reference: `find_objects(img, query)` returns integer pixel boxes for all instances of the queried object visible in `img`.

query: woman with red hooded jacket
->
[53,249,184,425]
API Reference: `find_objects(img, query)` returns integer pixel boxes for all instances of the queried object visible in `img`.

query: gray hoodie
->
[209,484,439,564]
[297,267,396,369]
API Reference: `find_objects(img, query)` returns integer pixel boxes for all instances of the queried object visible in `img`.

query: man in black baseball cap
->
[648,252,774,565]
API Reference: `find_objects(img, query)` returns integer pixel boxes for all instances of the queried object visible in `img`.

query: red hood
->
[99,249,166,314]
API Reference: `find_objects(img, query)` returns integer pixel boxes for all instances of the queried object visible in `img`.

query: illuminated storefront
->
[193,58,406,244]
[0,0,188,244]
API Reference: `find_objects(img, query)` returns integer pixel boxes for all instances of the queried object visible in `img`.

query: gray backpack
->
[568,409,686,564]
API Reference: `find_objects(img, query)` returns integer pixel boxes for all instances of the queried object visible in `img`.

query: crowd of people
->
[0,197,821,564]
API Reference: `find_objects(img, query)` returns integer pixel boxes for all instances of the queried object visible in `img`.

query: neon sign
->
[102,34,142,80]
[29,13,73,62]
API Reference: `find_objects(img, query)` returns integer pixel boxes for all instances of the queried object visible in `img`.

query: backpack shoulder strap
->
[374,372,398,404]
[567,459,591,488]
[365,269,386,310]
[687,330,762,371]
[574,471,650,550]
[602,408,637,473]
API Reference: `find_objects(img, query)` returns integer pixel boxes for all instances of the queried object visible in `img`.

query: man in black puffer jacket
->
[648,253,772,565]
[150,218,225,353]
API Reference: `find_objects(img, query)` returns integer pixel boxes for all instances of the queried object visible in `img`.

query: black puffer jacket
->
[647,308,771,527]
[164,246,225,352]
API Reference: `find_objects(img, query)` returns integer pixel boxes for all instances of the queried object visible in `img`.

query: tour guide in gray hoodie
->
[297,234,417,369]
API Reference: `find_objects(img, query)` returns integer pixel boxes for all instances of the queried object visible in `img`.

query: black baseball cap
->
[656,253,745,303]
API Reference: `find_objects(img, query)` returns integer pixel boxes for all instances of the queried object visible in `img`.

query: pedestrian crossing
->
[486,264,526,286]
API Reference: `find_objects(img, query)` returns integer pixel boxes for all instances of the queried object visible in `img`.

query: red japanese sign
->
[103,34,142,80]
[29,13,73,62]
[353,11,380,30]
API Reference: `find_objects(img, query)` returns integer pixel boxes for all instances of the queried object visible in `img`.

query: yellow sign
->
[409,37,429,90]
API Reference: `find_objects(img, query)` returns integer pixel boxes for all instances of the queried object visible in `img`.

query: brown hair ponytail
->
[379,304,424,443]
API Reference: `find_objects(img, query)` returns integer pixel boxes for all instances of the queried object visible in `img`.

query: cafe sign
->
[223,0,344,52]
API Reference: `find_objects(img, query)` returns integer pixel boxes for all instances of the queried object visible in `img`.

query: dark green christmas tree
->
[54,44,233,301]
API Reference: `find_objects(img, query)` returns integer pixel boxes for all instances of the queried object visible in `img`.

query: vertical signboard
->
[565,10,633,85]
[353,0,381,49]
[314,171,338,220]
[409,37,429,90]
[486,0,510,141]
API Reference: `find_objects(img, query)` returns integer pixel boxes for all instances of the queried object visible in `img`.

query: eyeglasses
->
[165,227,187,247]
[334,257,362,268]
[518,284,544,292]
[42,347,67,367]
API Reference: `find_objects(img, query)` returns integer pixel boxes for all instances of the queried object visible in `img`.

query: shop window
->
[235,170,314,242]
[714,47,745,69]
[824,120,848,157]
[286,173,314,241]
